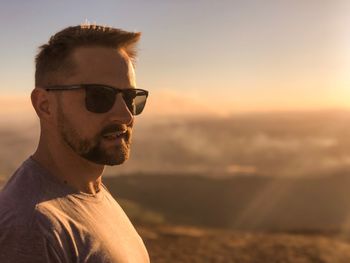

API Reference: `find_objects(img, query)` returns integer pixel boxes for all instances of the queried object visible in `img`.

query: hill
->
[104,173,350,232]
[137,224,350,263]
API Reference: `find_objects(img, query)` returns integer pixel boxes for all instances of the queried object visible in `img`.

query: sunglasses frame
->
[44,84,149,115]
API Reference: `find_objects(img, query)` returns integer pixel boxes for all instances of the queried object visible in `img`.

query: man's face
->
[53,47,136,165]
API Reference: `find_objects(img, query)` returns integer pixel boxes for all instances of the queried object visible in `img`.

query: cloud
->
[142,89,230,117]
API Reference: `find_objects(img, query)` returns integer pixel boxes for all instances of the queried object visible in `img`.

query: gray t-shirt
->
[0,157,149,263]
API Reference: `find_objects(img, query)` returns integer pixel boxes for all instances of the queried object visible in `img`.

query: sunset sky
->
[1,0,350,115]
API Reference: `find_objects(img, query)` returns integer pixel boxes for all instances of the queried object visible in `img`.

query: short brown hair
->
[35,25,141,87]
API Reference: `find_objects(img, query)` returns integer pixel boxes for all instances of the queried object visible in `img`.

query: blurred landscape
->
[1,109,350,262]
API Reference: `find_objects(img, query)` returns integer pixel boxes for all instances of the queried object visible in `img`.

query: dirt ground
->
[137,225,350,263]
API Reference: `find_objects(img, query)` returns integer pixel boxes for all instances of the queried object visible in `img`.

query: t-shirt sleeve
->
[0,225,63,263]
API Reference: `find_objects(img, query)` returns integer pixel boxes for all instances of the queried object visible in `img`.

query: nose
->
[107,93,134,125]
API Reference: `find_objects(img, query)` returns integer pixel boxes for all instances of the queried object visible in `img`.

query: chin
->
[105,152,130,166]
[82,146,130,166]
[86,154,129,166]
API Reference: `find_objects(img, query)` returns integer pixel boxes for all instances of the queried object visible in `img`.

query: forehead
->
[64,46,135,87]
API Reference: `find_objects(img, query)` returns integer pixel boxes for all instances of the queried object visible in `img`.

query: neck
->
[32,132,105,195]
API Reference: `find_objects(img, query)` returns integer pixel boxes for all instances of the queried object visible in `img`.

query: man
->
[0,24,150,262]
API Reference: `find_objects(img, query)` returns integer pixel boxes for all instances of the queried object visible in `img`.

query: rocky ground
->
[137,225,350,263]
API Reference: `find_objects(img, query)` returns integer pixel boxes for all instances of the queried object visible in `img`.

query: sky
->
[0,0,350,115]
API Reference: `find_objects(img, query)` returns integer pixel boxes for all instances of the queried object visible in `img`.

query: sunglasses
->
[45,84,148,115]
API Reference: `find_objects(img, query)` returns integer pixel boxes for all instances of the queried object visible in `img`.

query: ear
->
[31,88,52,120]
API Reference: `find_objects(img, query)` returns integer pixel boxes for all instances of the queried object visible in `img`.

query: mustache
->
[100,124,131,136]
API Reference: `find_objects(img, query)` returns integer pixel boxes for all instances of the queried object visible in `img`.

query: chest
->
[51,196,150,263]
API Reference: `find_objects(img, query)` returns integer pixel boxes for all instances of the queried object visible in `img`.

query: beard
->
[57,103,132,166]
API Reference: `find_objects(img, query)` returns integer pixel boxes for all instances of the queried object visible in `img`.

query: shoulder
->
[0,170,62,263]
[0,197,66,262]
[0,213,63,263]
[0,157,69,232]
[0,160,45,228]
[0,158,77,262]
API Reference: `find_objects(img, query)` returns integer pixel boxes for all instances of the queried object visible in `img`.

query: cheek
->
[60,96,101,138]
[74,115,102,138]
[85,121,102,137]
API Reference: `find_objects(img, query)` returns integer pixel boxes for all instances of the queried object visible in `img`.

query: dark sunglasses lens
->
[85,86,115,113]
[123,90,147,115]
